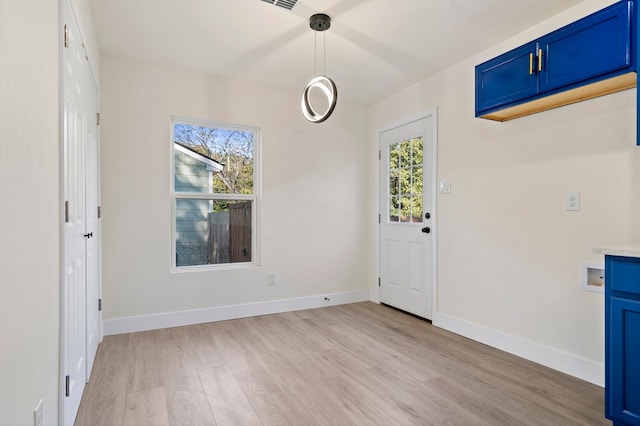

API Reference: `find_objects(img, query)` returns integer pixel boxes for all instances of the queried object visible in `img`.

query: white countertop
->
[593,245,640,258]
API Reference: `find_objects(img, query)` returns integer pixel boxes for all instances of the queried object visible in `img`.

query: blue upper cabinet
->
[539,1,632,92]
[476,0,636,123]
[476,42,538,113]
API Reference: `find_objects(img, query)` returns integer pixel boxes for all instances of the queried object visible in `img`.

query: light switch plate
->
[439,179,451,194]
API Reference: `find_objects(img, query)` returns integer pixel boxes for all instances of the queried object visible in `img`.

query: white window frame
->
[170,116,261,272]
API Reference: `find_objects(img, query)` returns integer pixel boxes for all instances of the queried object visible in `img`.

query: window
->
[171,118,259,270]
[388,137,423,223]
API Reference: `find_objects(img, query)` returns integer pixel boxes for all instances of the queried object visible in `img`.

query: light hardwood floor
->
[75,302,608,426]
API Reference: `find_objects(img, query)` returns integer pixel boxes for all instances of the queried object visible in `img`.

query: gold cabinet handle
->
[538,48,543,72]
[529,53,534,75]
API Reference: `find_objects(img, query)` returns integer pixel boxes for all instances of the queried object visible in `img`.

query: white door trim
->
[85,66,101,380]
[375,108,438,317]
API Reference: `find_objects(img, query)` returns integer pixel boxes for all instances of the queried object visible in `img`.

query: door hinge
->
[97,112,101,126]
[378,150,381,160]
[65,375,70,397]
[378,277,381,287]
[64,24,69,48]
[65,201,70,223]
[378,213,381,224]
[98,298,102,312]
[98,206,101,218]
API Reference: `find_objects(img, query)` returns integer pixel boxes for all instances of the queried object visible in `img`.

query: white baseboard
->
[433,312,604,387]
[103,289,369,336]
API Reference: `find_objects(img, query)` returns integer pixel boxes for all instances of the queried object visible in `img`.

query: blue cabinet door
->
[606,255,640,426]
[475,42,538,114]
[607,296,640,425]
[539,0,632,93]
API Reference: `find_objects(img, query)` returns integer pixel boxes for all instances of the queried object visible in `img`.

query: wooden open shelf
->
[480,72,637,122]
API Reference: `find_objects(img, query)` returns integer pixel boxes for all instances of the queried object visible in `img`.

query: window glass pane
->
[176,199,252,267]
[174,124,254,195]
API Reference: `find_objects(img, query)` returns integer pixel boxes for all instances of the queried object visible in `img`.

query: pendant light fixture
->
[301,13,338,123]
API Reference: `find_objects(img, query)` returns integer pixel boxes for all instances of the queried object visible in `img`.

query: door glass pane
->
[389,143,400,168]
[388,136,424,223]
[389,170,399,196]
[176,199,252,266]
[411,138,423,166]
[389,197,400,222]
[400,196,411,222]
[412,166,423,195]
[399,168,410,195]
[399,140,410,167]
[410,195,423,223]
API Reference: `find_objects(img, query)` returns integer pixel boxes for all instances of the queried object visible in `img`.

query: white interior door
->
[61,1,100,423]
[379,115,435,319]
[62,4,87,422]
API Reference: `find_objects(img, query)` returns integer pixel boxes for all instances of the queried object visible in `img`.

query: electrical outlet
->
[565,192,580,211]
[34,399,43,426]
[267,272,277,286]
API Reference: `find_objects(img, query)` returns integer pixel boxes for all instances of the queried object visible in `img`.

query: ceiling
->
[89,0,584,104]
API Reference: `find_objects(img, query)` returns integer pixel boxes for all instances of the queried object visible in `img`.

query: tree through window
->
[171,119,259,269]
[388,137,423,223]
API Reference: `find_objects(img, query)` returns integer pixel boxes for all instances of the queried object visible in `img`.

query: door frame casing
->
[375,108,438,317]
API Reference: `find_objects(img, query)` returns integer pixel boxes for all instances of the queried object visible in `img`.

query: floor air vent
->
[261,0,298,11]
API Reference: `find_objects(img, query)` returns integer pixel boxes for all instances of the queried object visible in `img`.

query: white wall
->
[369,0,640,385]
[0,1,59,424]
[100,54,369,327]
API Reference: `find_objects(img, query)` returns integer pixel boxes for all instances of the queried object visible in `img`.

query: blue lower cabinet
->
[606,256,640,426]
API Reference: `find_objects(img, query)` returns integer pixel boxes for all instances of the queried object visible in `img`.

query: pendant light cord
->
[323,31,326,76]
[313,29,328,76]
[314,31,317,76]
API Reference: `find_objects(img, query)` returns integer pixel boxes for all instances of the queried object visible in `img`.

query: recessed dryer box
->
[581,261,604,293]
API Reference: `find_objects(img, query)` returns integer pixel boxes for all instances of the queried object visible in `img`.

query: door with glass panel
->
[379,116,434,319]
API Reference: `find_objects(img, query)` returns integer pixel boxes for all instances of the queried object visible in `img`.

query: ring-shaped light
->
[301,75,337,123]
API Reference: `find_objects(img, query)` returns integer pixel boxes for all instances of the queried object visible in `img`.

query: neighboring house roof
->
[174,142,224,173]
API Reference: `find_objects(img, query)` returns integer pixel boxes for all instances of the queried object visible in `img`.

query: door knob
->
[421,227,430,234]
[83,232,93,238]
